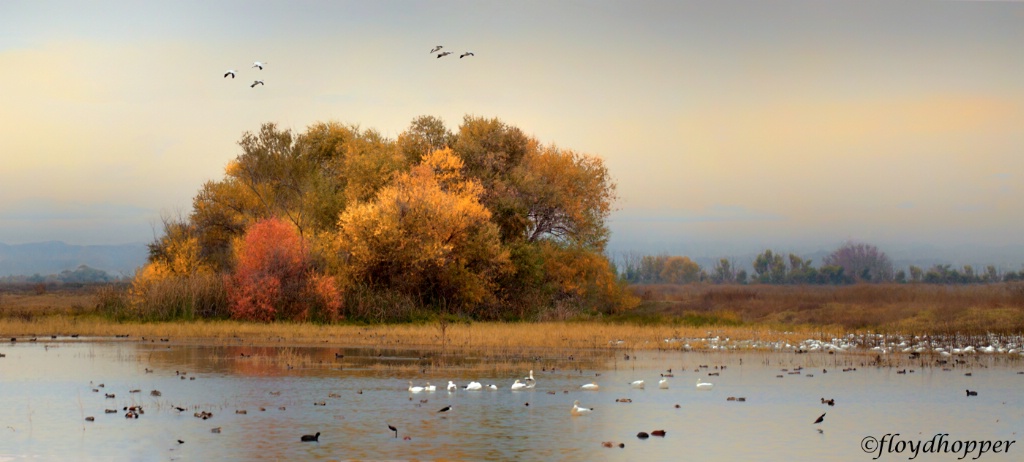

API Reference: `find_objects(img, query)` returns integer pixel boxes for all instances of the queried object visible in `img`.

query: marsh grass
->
[635,283,1024,335]
[4,282,1024,359]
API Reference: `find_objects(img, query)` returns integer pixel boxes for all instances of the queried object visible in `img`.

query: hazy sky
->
[2,1,1022,260]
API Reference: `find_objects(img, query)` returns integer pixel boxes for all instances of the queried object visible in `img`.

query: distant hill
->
[0,241,148,277]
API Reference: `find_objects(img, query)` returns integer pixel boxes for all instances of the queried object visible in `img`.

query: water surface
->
[1,340,1022,461]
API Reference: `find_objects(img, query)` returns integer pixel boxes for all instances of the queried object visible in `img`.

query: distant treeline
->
[617,242,1024,285]
[0,265,124,285]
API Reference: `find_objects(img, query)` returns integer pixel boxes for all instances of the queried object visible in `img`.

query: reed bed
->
[634,283,1024,335]
[0,316,816,351]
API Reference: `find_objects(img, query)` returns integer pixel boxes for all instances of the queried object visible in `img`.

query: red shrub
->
[227,218,310,322]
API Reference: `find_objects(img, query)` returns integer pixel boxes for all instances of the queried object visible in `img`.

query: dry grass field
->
[3,283,1023,354]
[630,283,1024,335]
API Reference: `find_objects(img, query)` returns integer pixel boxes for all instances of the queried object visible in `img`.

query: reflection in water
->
[1,341,1022,461]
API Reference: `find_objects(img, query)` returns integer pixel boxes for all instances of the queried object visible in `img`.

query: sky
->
[2,0,1023,264]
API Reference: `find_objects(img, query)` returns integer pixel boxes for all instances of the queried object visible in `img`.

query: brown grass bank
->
[632,282,1024,335]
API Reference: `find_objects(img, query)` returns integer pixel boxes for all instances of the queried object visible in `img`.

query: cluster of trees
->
[129,116,635,322]
[0,265,122,285]
[620,242,1024,285]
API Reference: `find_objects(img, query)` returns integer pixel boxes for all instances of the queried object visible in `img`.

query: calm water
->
[1,340,1022,461]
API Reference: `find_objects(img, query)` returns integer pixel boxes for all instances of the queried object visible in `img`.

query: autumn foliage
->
[139,115,632,322]
[226,218,340,322]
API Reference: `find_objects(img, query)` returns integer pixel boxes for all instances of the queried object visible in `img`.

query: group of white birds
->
[406,370,716,416]
[223,61,267,88]
[408,370,537,394]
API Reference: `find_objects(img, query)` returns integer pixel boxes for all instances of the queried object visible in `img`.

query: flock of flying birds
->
[223,46,474,88]
[222,61,267,88]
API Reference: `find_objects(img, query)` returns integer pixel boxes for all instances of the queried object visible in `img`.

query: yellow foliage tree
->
[660,256,701,284]
[336,148,510,310]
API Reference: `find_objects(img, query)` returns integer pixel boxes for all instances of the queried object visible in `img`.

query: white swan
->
[581,382,599,391]
[424,382,436,392]
[408,381,424,393]
[696,378,714,390]
[511,379,527,391]
[659,377,669,389]
[447,381,457,391]
[524,370,536,388]
[487,384,498,390]
[571,400,592,416]
[630,380,645,389]
[465,381,482,391]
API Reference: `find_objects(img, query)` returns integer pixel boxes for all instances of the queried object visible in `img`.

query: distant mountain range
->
[0,241,148,277]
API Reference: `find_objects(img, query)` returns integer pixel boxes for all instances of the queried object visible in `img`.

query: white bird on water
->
[581,382,599,391]
[447,381,457,392]
[408,381,424,393]
[659,377,669,389]
[571,400,592,416]
[424,382,436,392]
[465,381,482,391]
[511,379,527,391]
[696,378,714,390]
[630,380,645,389]
[524,370,536,389]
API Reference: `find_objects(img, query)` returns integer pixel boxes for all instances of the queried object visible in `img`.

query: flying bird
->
[437,51,452,58]
[250,80,264,88]
[814,413,826,424]
[437,405,452,413]
[224,70,236,79]
[252,61,266,70]
[430,45,443,53]
[460,52,474,58]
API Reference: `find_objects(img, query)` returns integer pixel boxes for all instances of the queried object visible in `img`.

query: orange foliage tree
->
[336,148,510,311]
[226,217,341,322]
